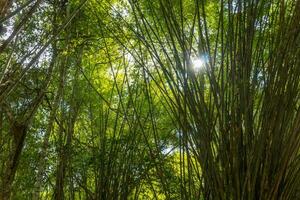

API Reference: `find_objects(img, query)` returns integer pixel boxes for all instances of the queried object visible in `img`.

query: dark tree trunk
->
[0,123,27,200]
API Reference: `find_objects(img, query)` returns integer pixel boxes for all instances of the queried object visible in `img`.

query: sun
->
[192,58,205,72]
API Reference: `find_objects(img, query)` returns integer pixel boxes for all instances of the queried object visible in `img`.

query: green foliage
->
[1,0,300,199]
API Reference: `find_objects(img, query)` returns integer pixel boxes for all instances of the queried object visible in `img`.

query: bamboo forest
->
[0,0,300,199]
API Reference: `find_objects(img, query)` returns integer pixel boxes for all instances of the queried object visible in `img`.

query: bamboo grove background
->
[0,0,300,199]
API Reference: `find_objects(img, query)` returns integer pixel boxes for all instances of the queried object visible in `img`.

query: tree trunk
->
[0,123,27,200]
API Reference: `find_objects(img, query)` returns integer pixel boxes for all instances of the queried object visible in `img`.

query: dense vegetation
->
[0,0,300,199]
